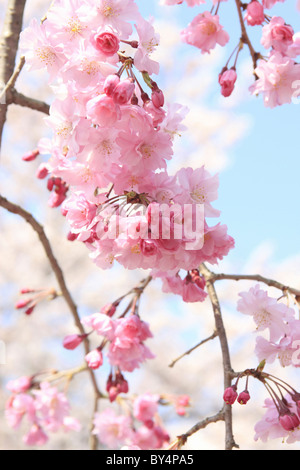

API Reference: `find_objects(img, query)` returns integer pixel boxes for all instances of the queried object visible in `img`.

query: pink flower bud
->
[63,334,84,350]
[223,385,238,405]
[237,390,251,405]
[103,74,120,96]
[151,90,165,108]
[67,232,78,242]
[245,1,265,26]
[20,288,36,294]
[91,30,120,56]
[7,376,32,394]
[22,149,40,162]
[85,349,103,370]
[36,163,49,179]
[112,79,135,105]
[279,412,300,431]
[101,303,117,317]
[219,68,237,98]
[24,305,36,316]
[86,94,121,127]
[15,299,32,309]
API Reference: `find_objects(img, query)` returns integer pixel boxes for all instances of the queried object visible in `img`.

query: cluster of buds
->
[106,369,129,402]
[15,287,58,316]
[223,384,251,406]
[23,151,69,209]
[224,364,300,433]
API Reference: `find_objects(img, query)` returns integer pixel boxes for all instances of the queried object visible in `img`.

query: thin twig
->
[168,331,217,368]
[169,410,225,449]
[212,273,300,297]
[234,0,260,72]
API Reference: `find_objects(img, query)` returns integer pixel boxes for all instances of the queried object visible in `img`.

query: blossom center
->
[200,21,217,36]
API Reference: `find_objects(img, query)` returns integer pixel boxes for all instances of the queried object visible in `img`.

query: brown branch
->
[170,410,225,450]
[168,331,217,368]
[199,263,238,450]
[0,194,102,449]
[0,0,27,151]
[212,273,300,297]
[8,89,50,115]
[234,0,260,72]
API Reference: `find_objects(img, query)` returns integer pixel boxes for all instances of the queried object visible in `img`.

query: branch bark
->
[0,0,27,151]
[199,263,239,450]
[212,272,300,297]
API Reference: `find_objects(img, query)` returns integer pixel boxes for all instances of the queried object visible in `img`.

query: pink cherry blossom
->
[250,52,300,108]
[93,408,134,448]
[23,424,49,446]
[262,0,285,8]
[134,18,160,75]
[6,376,32,394]
[261,17,294,53]
[81,312,115,340]
[181,12,229,54]
[90,28,120,56]
[237,284,294,341]
[244,1,265,27]
[85,349,104,369]
[133,394,159,424]
[86,94,121,127]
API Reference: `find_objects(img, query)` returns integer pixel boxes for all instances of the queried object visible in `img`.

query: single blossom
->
[244,1,265,26]
[181,12,229,54]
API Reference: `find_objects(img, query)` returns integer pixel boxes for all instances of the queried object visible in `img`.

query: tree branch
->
[199,263,238,450]
[234,0,260,72]
[212,272,300,297]
[0,0,27,151]
[168,331,217,368]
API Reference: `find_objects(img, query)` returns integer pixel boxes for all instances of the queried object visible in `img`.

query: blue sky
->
[137,0,300,265]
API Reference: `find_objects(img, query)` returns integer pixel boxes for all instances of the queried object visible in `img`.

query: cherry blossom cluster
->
[21,0,234,299]
[237,284,300,368]
[163,0,300,107]
[5,378,80,446]
[92,392,189,449]
[93,393,170,449]
[20,0,235,305]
